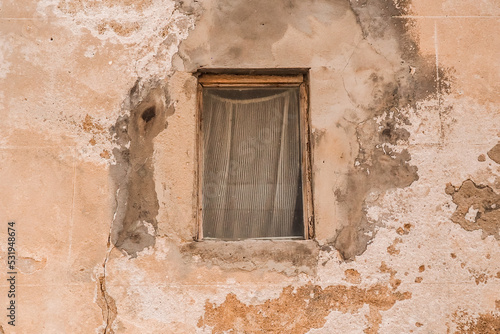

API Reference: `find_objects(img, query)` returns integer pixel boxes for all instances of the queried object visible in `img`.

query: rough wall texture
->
[1,0,500,333]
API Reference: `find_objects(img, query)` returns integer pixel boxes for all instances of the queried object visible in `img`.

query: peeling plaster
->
[446,179,500,240]
[452,309,500,334]
[198,282,411,334]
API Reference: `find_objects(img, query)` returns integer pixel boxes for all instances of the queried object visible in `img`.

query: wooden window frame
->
[195,70,314,240]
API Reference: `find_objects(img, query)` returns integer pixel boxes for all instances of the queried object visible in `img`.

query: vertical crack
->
[97,234,117,334]
[97,192,118,334]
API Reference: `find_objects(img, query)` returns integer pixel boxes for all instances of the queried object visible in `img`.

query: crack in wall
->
[97,272,117,334]
[96,230,117,334]
[96,202,118,334]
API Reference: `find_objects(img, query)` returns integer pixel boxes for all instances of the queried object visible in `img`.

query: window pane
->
[202,87,303,239]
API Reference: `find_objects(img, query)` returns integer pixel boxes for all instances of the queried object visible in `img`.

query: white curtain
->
[202,88,303,239]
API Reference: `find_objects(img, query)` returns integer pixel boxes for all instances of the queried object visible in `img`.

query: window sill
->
[181,239,319,276]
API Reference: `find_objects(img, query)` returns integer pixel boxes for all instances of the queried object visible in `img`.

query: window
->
[196,70,313,240]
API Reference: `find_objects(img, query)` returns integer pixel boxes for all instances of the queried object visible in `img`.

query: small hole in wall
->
[141,106,156,123]
[382,128,391,138]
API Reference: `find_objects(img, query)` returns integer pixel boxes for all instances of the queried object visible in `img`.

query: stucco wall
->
[1,0,500,332]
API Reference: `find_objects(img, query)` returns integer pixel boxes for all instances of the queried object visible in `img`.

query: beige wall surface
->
[0,0,499,332]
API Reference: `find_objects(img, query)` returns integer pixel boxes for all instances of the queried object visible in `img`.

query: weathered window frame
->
[195,70,314,240]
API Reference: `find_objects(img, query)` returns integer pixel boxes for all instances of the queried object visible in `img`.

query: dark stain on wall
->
[349,0,452,100]
[334,104,419,260]
[445,179,500,239]
[334,144,419,260]
[329,0,453,260]
[110,81,172,257]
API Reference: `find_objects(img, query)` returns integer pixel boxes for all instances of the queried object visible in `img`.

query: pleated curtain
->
[202,87,303,239]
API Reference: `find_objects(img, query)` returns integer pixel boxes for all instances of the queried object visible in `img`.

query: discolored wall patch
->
[344,268,361,284]
[333,143,419,260]
[176,0,459,263]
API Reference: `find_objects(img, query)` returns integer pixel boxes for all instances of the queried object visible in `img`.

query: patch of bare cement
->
[334,141,419,260]
[110,80,173,257]
[179,0,352,71]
